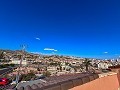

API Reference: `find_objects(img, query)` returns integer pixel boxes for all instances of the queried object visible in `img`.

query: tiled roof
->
[15,72,99,90]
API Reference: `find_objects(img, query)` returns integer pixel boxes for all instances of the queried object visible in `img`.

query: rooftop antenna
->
[16,44,27,85]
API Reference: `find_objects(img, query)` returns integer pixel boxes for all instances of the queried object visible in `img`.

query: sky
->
[0,0,120,59]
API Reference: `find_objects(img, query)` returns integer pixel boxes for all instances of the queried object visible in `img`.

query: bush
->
[43,71,51,77]
[21,73,36,81]
[9,64,15,67]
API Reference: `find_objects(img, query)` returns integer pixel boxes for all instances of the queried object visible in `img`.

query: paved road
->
[0,67,14,76]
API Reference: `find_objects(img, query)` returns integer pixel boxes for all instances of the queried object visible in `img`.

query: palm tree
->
[83,58,92,71]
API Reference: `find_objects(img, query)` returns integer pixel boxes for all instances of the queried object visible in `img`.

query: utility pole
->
[16,45,27,85]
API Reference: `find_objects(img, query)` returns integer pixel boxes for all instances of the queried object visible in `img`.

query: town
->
[0,0,120,90]
[0,49,120,90]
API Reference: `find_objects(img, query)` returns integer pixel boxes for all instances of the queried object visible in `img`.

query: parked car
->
[0,78,9,85]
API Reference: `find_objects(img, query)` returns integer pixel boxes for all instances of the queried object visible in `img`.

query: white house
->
[11,59,27,65]
[98,61,112,69]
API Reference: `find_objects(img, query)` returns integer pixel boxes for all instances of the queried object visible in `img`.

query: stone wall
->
[13,70,120,90]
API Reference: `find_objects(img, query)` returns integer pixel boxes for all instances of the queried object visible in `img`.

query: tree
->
[83,58,92,71]
[0,51,4,59]
[37,68,40,71]
[57,62,62,72]
[49,62,58,66]
[17,54,22,60]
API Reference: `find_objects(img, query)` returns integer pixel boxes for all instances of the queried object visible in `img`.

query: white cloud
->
[44,48,58,52]
[104,52,108,54]
[35,37,40,40]
[31,52,42,54]
[54,50,58,52]
[44,48,54,51]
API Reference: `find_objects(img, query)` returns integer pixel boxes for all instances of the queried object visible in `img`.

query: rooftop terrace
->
[15,72,99,90]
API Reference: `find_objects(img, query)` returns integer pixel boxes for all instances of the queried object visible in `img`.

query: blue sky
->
[0,0,120,59]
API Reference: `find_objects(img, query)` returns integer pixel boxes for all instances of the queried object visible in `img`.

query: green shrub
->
[43,71,51,77]
[21,73,36,81]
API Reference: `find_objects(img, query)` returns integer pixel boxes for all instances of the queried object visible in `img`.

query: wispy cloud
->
[35,37,40,40]
[31,52,42,54]
[104,52,108,54]
[44,48,58,52]
[54,50,58,52]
